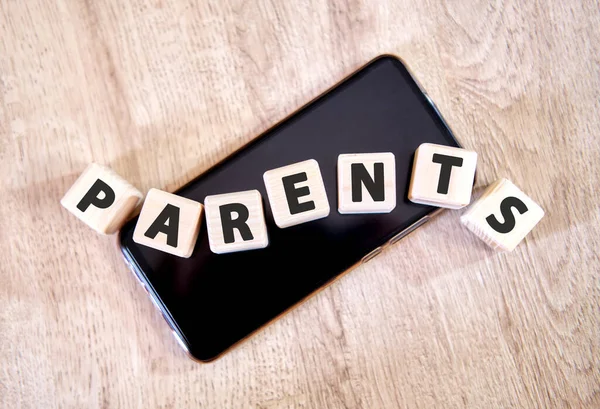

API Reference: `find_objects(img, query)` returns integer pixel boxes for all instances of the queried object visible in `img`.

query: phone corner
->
[184,344,221,364]
[372,53,407,67]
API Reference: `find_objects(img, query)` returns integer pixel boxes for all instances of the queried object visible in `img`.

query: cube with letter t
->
[133,189,204,258]
[204,190,269,254]
[408,143,477,209]
[61,163,143,234]
[337,152,396,214]
[263,159,330,228]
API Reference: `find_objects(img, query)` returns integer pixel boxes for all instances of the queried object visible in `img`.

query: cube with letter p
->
[61,163,143,234]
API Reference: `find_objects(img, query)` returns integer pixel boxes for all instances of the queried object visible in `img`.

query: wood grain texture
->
[1,0,598,408]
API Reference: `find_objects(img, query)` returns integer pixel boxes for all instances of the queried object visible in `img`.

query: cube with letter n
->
[337,152,396,214]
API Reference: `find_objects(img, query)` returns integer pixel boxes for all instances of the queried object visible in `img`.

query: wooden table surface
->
[1,1,599,408]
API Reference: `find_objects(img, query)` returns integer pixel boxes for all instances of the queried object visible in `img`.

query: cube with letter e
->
[263,159,330,228]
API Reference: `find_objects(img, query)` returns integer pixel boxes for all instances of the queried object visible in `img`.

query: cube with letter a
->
[133,188,203,258]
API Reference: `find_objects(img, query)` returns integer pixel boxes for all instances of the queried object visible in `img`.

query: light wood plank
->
[1,0,598,408]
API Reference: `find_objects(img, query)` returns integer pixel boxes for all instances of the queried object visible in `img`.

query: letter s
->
[486,196,528,233]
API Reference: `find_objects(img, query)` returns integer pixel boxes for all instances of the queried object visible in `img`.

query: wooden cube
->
[337,152,396,214]
[61,163,143,234]
[133,188,203,258]
[408,143,477,209]
[460,178,544,251]
[204,190,269,254]
[263,159,330,228]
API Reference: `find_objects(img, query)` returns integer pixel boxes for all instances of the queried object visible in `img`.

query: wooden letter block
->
[61,163,143,234]
[408,143,477,209]
[133,189,203,258]
[337,152,396,214]
[263,159,330,228]
[204,190,269,254]
[460,178,544,251]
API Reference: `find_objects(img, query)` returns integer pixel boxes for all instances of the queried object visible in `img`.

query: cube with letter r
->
[263,159,330,228]
[204,190,269,254]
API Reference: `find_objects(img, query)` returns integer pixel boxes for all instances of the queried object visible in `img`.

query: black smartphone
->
[119,55,462,362]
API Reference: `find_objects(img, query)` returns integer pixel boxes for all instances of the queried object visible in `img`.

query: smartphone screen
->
[120,55,461,361]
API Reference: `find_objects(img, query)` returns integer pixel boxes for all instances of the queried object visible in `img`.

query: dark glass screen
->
[120,55,460,361]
